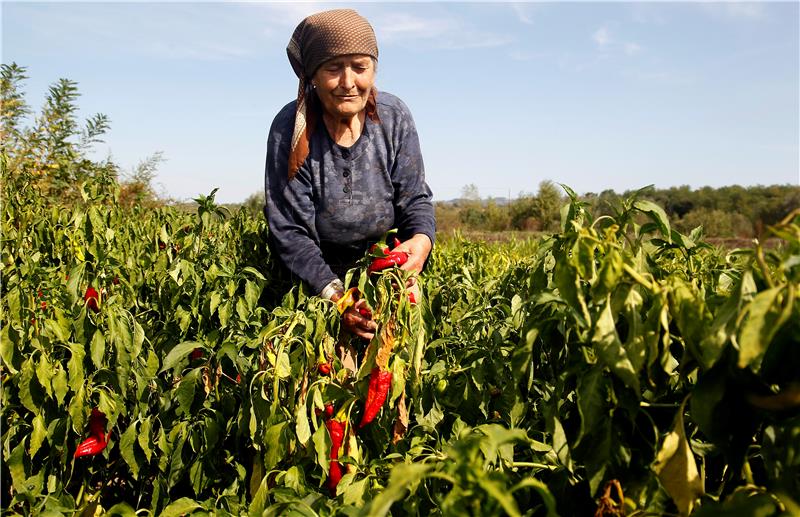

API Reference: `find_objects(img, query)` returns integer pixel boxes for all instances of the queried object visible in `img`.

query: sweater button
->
[342,168,350,177]
[343,186,351,194]
[342,149,350,158]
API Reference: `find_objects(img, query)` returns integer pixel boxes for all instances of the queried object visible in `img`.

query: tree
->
[243,190,266,215]
[119,152,164,207]
[1,63,117,203]
[534,180,563,232]
[461,183,480,202]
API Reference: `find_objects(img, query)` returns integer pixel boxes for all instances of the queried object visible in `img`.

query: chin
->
[333,105,365,118]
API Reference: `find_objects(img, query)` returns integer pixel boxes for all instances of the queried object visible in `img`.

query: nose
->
[339,67,355,91]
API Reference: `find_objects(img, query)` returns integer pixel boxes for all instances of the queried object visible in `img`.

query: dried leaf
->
[392,392,409,444]
[375,321,396,370]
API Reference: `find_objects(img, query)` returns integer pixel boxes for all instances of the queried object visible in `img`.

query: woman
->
[265,9,435,341]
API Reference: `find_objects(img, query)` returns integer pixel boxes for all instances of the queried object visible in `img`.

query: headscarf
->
[286,9,380,180]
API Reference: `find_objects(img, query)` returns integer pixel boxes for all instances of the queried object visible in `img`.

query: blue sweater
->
[264,91,436,294]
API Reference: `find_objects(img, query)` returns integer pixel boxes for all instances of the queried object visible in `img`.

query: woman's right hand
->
[337,296,377,340]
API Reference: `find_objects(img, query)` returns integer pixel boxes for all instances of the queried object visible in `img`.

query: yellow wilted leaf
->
[653,398,704,515]
[336,287,359,314]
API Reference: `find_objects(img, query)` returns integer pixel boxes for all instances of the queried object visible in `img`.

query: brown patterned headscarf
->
[286,9,380,180]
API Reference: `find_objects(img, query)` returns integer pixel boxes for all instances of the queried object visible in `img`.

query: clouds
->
[5,2,268,61]
[591,24,644,58]
[593,27,611,47]
[697,2,768,21]
[369,8,513,51]
[511,3,538,25]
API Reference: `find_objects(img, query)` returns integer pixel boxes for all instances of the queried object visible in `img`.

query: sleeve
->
[264,110,339,295]
[389,100,436,246]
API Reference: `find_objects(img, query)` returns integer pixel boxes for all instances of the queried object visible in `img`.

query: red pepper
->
[75,409,108,458]
[359,367,393,428]
[189,348,204,361]
[368,251,408,274]
[358,307,371,318]
[318,362,331,375]
[408,292,416,304]
[74,435,109,458]
[325,417,346,494]
[88,408,107,438]
[84,287,100,313]
[369,236,401,256]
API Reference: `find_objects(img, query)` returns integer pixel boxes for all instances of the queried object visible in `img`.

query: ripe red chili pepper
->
[75,409,108,458]
[112,276,120,285]
[158,241,166,250]
[40,301,47,310]
[318,362,331,375]
[189,348,204,361]
[88,408,107,438]
[392,237,402,249]
[84,287,100,313]
[368,251,408,274]
[359,367,393,428]
[325,417,346,494]
[358,307,371,318]
[408,292,416,304]
[74,435,109,458]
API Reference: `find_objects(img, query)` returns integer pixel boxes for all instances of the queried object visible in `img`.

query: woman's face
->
[312,54,375,120]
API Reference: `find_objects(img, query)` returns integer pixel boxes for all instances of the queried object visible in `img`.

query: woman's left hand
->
[394,234,432,274]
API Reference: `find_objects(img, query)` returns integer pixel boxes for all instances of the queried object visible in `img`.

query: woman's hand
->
[394,234,431,296]
[394,234,432,274]
[334,295,377,340]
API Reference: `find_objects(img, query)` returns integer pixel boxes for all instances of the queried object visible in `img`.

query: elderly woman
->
[265,9,435,341]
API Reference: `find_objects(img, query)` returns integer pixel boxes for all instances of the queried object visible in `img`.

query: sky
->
[2,1,798,203]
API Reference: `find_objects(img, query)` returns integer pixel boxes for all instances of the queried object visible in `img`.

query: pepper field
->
[2,65,800,516]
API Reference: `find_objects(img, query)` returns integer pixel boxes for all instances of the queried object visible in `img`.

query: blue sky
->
[3,1,798,203]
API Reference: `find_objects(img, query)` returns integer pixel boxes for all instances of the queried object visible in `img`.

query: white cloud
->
[624,42,643,56]
[511,3,536,25]
[11,3,267,61]
[591,24,643,59]
[593,26,611,47]
[371,9,512,51]
[698,2,767,21]
[374,12,458,41]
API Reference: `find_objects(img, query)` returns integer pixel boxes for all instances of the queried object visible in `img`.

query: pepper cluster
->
[320,230,424,494]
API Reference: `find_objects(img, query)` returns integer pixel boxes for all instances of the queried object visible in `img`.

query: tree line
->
[435,181,799,239]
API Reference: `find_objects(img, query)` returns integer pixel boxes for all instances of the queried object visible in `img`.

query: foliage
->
[2,66,800,516]
[435,183,800,239]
